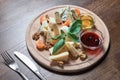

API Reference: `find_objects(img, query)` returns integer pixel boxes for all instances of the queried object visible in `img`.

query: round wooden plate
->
[26,5,110,73]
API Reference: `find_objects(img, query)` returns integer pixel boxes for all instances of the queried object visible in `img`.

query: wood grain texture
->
[0,0,120,80]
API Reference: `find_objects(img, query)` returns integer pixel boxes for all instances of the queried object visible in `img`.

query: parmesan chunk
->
[49,52,69,61]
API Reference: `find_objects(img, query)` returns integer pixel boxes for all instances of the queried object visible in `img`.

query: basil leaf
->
[52,30,66,40]
[71,10,78,19]
[69,20,82,34]
[61,29,65,34]
[52,34,62,40]
[67,32,80,42]
[52,38,65,55]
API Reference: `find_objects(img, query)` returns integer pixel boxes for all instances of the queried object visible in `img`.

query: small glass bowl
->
[79,29,104,50]
[80,13,95,30]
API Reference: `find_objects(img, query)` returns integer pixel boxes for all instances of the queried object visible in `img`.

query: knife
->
[14,51,47,80]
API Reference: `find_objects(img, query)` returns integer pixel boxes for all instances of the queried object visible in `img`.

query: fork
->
[1,51,29,80]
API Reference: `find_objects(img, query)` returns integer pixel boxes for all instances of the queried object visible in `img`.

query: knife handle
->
[36,71,47,80]
[17,70,29,80]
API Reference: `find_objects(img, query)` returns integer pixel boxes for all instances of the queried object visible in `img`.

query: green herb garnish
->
[52,38,65,54]
[67,32,80,42]
[69,19,82,34]
[52,20,81,55]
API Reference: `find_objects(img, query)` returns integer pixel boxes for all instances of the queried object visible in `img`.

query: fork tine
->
[1,51,29,80]
[1,51,14,64]
[6,51,15,62]
[1,53,9,64]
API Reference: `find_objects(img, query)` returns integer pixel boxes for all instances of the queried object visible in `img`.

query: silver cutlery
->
[1,51,29,80]
[14,51,47,80]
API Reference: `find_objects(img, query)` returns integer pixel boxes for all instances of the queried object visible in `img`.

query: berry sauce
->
[81,32,101,47]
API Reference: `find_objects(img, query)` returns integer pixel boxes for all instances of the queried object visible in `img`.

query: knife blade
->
[14,51,47,80]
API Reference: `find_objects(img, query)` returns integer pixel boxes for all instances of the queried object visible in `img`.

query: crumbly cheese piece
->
[65,42,79,58]
[41,20,48,29]
[60,26,68,32]
[49,23,60,36]
[49,52,69,61]
[49,17,56,24]
[49,47,53,55]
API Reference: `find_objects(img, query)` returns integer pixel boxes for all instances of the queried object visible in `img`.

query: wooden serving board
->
[26,5,110,73]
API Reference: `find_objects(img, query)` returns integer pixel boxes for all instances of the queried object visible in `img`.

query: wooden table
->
[0,0,120,80]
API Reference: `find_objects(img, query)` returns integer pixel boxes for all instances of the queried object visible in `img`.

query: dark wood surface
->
[0,0,120,80]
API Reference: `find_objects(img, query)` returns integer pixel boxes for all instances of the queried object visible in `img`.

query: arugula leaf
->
[67,32,80,42]
[68,20,82,34]
[52,38,65,55]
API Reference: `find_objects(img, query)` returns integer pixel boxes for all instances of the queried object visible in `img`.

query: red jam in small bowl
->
[80,29,104,50]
